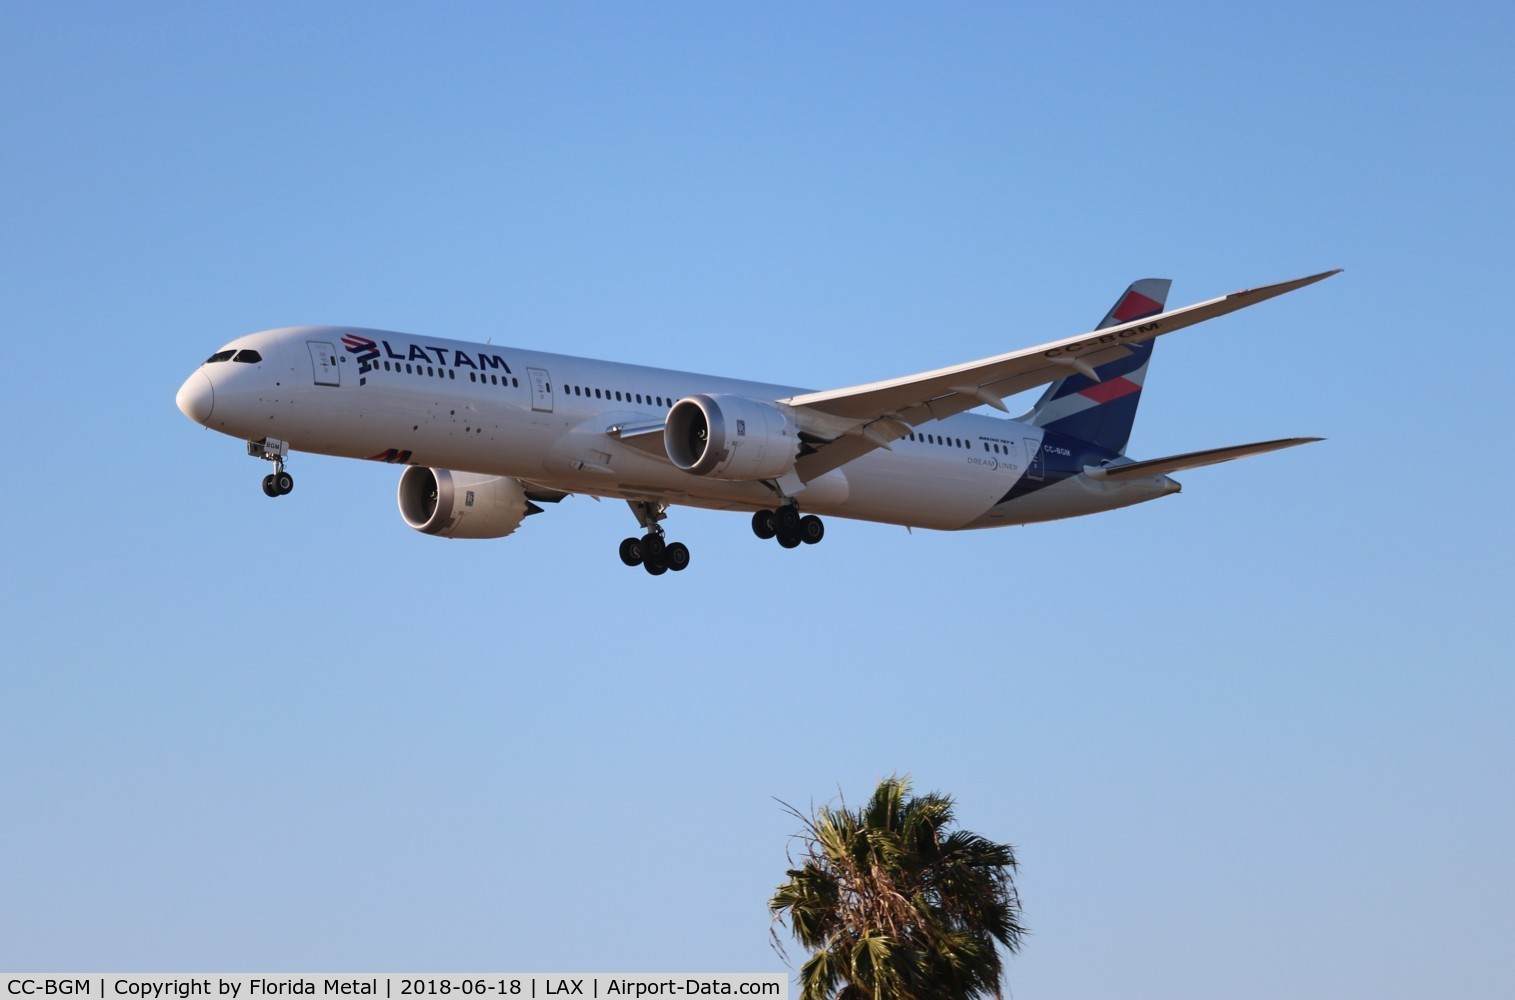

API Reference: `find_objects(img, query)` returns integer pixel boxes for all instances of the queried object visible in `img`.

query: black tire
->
[777,532,801,549]
[800,515,825,544]
[665,541,690,572]
[262,474,279,497]
[751,509,776,540]
[643,556,668,576]
[643,533,666,561]
[774,505,801,534]
[275,472,294,495]
[618,537,644,567]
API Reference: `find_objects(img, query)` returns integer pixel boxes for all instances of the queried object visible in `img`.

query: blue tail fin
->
[1029,278,1171,454]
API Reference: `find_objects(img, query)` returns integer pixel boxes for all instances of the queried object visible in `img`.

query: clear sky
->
[2,2,1511,996]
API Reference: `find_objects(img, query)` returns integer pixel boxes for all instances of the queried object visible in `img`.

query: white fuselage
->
[177,325,1175,532]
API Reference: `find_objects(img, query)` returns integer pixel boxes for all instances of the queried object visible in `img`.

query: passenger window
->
[635,393,643,404]
[615,391,622,401]
[405,364,413,373]
[232,350,262,363]
[512,377,519,387]
[449,370,455,379]
[205,350,235,364]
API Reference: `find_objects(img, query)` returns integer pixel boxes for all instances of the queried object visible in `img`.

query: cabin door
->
[308,342,340,386]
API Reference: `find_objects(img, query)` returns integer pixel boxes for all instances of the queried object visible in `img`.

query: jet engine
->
[398,467,532,539]
[664,394,799,481]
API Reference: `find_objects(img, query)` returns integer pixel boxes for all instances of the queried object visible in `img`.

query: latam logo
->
[341,333,381,363]
[341,334,513,377]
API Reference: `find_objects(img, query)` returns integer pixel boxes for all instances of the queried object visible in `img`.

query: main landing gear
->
[751,503,824,549]
[618,500,691,576]
[249,437,294,497]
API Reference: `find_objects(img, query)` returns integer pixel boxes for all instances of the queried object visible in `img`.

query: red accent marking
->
[1112,290,1163,323]
[1079,376,1141,404]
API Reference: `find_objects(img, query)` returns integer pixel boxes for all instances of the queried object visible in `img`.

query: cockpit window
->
[205,350,235,364]
[232,350,262,363]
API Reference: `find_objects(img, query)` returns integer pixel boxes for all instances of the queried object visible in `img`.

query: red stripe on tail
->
[1078,376,1142,404]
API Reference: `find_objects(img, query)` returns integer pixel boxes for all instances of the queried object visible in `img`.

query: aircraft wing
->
[1085,437,1324,481]
[783,270,1340,482]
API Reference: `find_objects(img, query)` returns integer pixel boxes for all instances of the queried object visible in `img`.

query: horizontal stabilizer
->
[1087,437,1323,480]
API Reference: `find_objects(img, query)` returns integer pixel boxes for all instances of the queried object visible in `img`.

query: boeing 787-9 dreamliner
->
[176,270,1338,575]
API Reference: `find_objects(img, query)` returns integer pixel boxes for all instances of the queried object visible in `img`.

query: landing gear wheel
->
[262,474,279,497]
[618,537,644,567]
[751,510,776,540]
[643,555,668,576]
[777,533,802,549]
[774,505,801,535]
[664,542,691,572]
[275,471,294,495]
[643,533,666,561]
[800,515,824,544]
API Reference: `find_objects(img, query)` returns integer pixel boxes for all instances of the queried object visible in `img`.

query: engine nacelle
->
[397,467,531,539]
[665,394,798,481]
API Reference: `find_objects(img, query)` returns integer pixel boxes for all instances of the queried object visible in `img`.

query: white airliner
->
[176,270,1338,574]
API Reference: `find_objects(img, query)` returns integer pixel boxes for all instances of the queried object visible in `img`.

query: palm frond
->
[771,775,1026,999]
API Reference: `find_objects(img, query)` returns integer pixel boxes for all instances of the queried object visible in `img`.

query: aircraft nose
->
[176,370,214,424]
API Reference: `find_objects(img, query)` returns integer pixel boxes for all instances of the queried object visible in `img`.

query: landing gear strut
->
[752,502,825,549]
[250,438,294,497]
[619,500,690,576]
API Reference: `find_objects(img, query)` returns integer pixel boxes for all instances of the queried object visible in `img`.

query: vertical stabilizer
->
[1029,278,1171,454]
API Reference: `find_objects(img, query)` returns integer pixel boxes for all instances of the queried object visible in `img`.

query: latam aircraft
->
[176,270,1337,574]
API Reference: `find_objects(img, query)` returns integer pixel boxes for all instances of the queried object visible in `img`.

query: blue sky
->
[2,2,1510,996]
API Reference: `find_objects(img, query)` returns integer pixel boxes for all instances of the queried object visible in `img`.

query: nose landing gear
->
[619,500,691,576]
[249,438,294,497]
[261,471,294,497]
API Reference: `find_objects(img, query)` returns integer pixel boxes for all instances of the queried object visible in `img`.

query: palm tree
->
[770,775,1026,1000]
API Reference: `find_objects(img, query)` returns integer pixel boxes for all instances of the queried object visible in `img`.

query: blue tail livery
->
[1027,278,1171,455]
